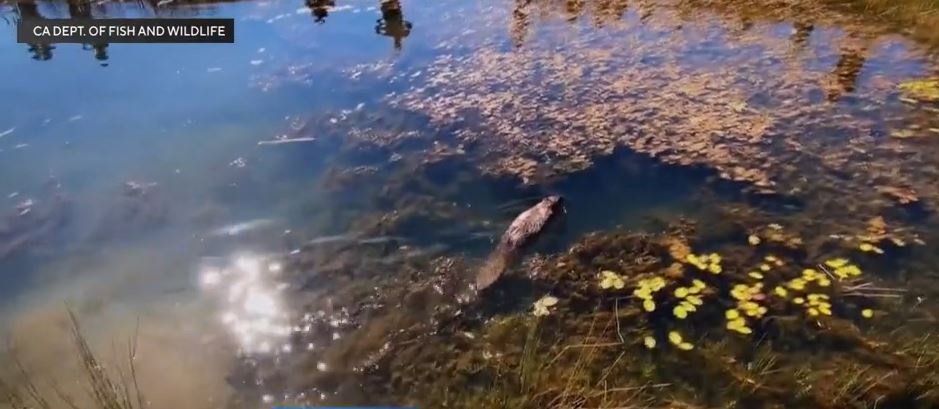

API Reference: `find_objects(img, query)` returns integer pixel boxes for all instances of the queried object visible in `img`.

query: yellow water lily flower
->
[735,326,753,334]
[765,255,778,262]
[673,305,688,319]
[692,279,706,289]
[748,235,761,245]
[787,279,806,291]
[686,295,703,306]
[643,336,657,349]
[861,308,874,318]
[677,342,694,351]
[725,309,740,320]
[748,272,764,280]
[760,264,771,272]
[674,287,689,298]
[807,308,819,317]
[668,331,683,345]
[774,286,788,297]
[817,278,831,287]
[599,270,625,290]
[825,258,849,269]
[642,299,656,312]
[793,297,805,305]
[708,264,722,274]
[859,242,885,254]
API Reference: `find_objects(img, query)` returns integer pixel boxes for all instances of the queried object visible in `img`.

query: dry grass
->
[0,310,146,409]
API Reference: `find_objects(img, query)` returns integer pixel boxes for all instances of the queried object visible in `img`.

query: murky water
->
[1,0,938,408]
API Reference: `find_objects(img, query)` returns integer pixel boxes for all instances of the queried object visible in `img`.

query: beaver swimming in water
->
[476,195,564,290]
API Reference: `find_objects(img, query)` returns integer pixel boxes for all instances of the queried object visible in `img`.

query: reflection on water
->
[375,0,411,50]
[1,0,939,407]
[200,253,292,355]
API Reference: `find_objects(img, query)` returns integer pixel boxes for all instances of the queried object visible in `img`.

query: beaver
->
[476,195,564,290]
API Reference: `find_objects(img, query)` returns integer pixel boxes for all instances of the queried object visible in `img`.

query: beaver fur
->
[476,195,564,290]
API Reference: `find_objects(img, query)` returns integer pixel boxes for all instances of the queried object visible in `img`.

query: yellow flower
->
[599,270,625,290]
[793,297,805,305]
[643,336,656,349]
[680,301,697,312]
[807,308,819,317]
[677,342,694,351]
[642,299,656,312]
[760,264,771,272]
[668,331,683,345]
[748,272,764,280]
[825,258,849,269]
[673,305,688,319]
[788,279,806,291]
[817,278,831,287]
[710,253,721,263]
[692,279,706,289]
[748,235,761,246]
[674,287,689,298]
[774,286,788,297]
[686,295,703,306]
[818,306,832,316]
[708,264,722,274]
[725,309,740,320]
[861,309,874,318]
[765,255,778,262]
[734,325,753,334]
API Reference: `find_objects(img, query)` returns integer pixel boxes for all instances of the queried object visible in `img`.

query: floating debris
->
[532,295,559,317]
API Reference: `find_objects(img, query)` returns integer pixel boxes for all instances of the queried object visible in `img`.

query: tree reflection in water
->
[375,0,412,51]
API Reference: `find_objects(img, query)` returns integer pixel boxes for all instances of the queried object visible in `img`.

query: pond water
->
[1,0,938,408]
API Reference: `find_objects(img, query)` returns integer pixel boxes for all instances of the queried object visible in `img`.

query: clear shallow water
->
[1,0,938,408]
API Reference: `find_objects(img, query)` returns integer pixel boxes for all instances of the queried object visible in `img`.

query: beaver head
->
[543,195,565,212]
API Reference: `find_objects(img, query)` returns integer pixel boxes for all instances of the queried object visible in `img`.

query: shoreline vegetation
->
[838,0,939,47]
[1,311,144,409]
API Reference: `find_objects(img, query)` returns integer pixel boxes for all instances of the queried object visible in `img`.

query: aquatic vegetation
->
[898,78,939,101]
[532,295,559,317]
[858,242,884,254]
[685,253,722,274]
[861,308,874,318]
[643,336,657,349]
[598,270,625,290]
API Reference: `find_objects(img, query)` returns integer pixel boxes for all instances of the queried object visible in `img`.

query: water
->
[1,0,938,408]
